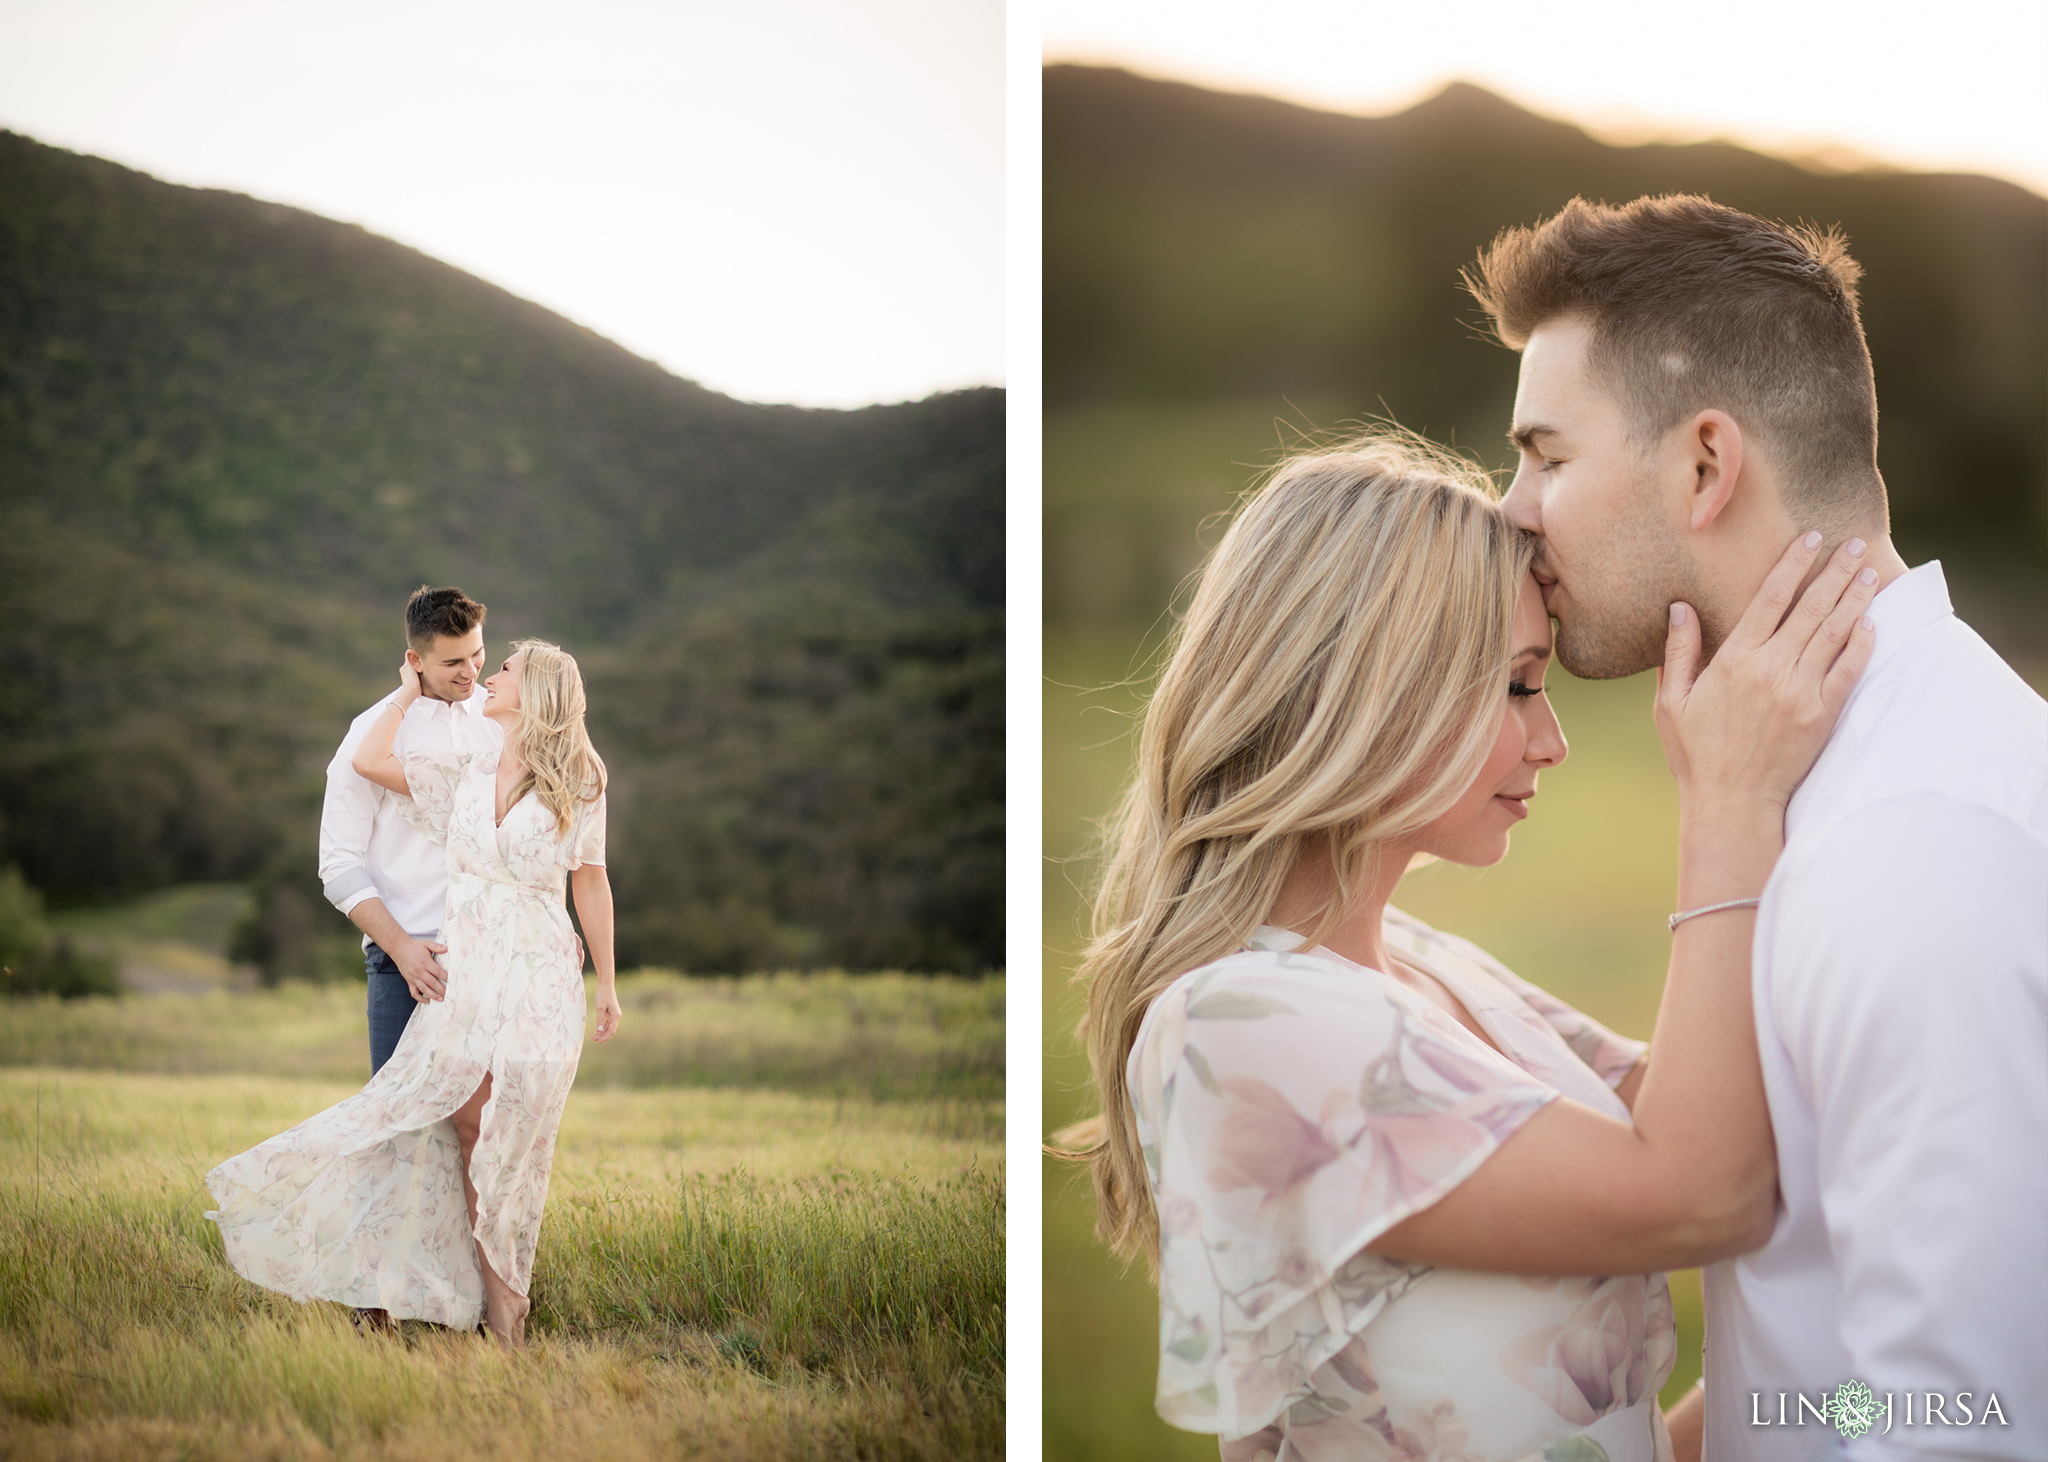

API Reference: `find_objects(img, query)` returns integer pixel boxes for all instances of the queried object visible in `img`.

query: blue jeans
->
[365,942,420,1076]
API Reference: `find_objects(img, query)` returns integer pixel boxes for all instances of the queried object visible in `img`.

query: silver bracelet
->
[1668,897,1761,931]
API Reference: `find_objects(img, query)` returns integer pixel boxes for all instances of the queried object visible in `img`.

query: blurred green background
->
[1040,65,2047,1458]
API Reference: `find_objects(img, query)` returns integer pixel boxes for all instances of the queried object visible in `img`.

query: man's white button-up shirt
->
[1702,562,2048,1460]
[317,687,504,944]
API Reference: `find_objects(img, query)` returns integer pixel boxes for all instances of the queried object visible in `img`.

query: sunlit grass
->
[0,971,1003,1459]
[0,970,1005,1111]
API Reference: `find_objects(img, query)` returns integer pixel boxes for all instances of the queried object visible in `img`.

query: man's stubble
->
[1545,472,1705,681]
[420,664,477,705]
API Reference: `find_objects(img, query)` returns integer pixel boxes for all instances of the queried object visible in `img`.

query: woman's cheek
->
[1483,707,1523,785]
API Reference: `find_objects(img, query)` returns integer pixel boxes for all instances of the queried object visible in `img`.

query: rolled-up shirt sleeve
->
[1773,796,2048,1458]
[318,712,384,918]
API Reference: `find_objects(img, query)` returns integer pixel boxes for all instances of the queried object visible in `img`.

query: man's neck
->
[1860,536,1911,592]
[1802,532,1910,598]
[1705,529,1910,656]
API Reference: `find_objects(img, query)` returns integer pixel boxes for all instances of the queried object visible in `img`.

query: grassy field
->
[0,965,1004,1459]
[2,967,1005,1112]
[1042,625,1703,1461]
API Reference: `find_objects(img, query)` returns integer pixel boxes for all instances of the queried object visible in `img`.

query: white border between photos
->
[1004,3,1045,1455]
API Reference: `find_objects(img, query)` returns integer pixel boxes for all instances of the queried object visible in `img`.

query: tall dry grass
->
[0,970,1003,1109]
[0,971,1003,1459]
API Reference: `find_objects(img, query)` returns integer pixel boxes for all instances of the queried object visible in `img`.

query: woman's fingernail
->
[1858,567,1877,585]
[1861,615,1875,631]
[1846,537,1867,557]
[1669,603,1686,626]
[1803,530,1823,550]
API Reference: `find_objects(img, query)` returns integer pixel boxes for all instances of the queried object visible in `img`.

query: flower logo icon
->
[1828,1379,1878,1439]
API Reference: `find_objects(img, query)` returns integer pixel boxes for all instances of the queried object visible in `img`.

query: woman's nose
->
[1529,700,1567,768]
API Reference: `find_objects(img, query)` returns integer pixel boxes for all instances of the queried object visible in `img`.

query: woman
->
[206,639,622,1349]
[1058,437,1877,1461]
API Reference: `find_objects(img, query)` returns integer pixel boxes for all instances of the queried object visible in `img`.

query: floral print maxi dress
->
[205,749,605,1330]
[1129,908,1676,1462]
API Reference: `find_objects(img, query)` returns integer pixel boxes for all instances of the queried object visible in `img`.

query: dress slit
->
[462,1062,526,1299]
[468,1048,540,1302]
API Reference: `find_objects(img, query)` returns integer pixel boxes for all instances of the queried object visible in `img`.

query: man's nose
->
[1500,471,1542,534]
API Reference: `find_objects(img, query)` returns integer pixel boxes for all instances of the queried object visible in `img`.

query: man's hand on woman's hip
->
[348,897,449,1003]
[391,936,449,1002]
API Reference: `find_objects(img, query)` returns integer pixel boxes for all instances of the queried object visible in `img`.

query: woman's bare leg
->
[448,1072,529,1348]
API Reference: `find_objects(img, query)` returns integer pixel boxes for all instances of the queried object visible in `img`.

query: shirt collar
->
[394,690,481,718]
[1860,559,1952,681]
[1246,924,1309,953]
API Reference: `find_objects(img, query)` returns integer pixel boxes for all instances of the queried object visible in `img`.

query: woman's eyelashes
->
[1508,678,1545,699]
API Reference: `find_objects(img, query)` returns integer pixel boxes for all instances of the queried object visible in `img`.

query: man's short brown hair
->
[405,585,486,652]
[1465,194,1885,527]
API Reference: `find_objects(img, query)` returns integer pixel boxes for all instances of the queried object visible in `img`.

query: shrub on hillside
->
[0,866,118,998]
[229,853,365,987]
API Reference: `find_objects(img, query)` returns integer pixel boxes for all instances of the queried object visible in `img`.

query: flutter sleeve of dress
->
[1390,911,1648,1091]
[564,788,606,870]
[1127,944,1562,1439]
[393,750,475,847]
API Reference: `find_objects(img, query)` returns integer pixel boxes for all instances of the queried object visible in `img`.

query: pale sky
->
[1045,0,2048,198]
[0,0,1003,409]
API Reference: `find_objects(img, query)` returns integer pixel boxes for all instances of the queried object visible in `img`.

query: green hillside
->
[0,129,1002,975]
[1045,66,2046,657]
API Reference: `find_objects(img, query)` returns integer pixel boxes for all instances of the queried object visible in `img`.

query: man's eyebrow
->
[1508,422,1557,452]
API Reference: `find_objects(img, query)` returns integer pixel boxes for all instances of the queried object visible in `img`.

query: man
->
[1467,196,2046,1460]
[319,585,502,1075]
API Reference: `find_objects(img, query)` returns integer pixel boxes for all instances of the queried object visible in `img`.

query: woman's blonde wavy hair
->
[1054,433,1535,1269]
[505,638,607,837]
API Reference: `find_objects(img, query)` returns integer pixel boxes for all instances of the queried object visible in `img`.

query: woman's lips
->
[1494,794,1530,820]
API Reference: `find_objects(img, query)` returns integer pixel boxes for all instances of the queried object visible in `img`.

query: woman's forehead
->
[1514,576,1554,649]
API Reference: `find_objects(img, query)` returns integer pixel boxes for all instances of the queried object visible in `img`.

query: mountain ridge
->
[0,128,1003,973]
[1,128,997,637]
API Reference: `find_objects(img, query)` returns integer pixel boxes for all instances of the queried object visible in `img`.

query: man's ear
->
[404,646,425,672]
[1687,410,1745,533]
